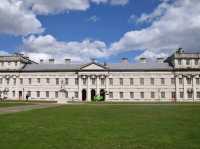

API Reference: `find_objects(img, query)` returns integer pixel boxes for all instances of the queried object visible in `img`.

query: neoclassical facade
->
[0,49,200,103]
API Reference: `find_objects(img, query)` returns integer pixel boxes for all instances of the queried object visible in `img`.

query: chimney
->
[91,58,96,63]
[121,58,128,64]
[157,58,164,63]
[140,57,147,63]
[40,59,44,64]
[49,59,54,64]
[65,59,71,64]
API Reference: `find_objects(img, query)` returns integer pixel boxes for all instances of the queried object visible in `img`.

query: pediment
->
[80,63,107,70]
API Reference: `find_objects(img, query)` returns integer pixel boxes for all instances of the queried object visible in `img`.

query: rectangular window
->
[1,62,4,66]
[46,91,49,98]
[65,91,68,98]
[150,78,154,85]
[12,91,15,97]
[37,91,40,98]
[179,78,183,84]
[28,91,31,97]
[0,78,2,84]
[109,78,113,85]
[130,78,134,85]
[171,92,176,99]
[75,78,79,85]
[119,92,124,99]
[196,78,200,85]
[15,62,17,66]
[82,78,87,85]
[74,92,78,98]
[197,92,200,98]
[130,92,134,99]
[56,78,59,85]
[161,92,165,98]
[91,78,95,85]
[13,78,16,85]
[101,78,105,85]
[37,78,40,84]
[188,92,193,98]
[195,59,199,65]
[65,78,68,85]
[140,78,144,85]
[151,92,155,99]
[46,78,50,84]
[186,59,190,65]
[20,78,23,84]
[55,91,58,98]
[28,78,32,84]
[171,78,175,85]
[120,78,123,86]
[161,78,165,85]
[109,92,113,98]
[187,78,192,85]
[178,59,182,65]
[180,92,184,98]
[140,92,144,98]
[6,79,10,85]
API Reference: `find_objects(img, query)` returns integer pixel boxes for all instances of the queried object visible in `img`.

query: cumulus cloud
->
[109,0,200,59]
[0,0,43,36]
[21,35,108,63]
[0,0,128,36]
[23,0,129,15]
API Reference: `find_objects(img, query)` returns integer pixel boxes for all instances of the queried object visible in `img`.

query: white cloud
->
[109,0,200,60]
[21,35,108,63]
[0,0,43,36]
[0,0,128,36]
[23,0,129,15]
[87,15,100,22]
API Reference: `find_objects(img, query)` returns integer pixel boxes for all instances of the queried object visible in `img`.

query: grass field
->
[0,104,200,149]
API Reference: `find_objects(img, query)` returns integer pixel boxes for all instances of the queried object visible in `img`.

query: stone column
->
[96,76,100,96]
[175,76,179,101]
[78,76,82,101]
[87,76,91,101]
[105,75,109,101]
[193,76,197,102]
[183,76,187,101]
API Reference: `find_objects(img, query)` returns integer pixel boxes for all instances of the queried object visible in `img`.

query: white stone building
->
[0,49,200,103]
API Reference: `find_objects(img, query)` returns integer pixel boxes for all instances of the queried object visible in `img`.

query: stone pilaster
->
[78,76,82,101]
[193,76,197,102]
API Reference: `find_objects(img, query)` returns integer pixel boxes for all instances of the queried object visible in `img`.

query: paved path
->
[0,103,62,115]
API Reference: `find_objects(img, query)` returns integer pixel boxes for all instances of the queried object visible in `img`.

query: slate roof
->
[22,62,172,72]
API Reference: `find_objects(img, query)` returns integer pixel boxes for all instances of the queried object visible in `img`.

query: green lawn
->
[0,102,31,107]
[0,104,200,149]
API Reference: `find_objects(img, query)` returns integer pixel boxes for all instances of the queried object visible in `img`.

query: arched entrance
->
[100,89,105,101]
[82,89,87,101]
[91,89,96,101]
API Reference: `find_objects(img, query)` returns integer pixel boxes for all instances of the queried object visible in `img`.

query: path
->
[0,103,62,115]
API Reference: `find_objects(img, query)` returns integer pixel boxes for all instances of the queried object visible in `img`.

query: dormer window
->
[186,59,190,65]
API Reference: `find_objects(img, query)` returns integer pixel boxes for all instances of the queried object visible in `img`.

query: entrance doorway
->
[100,89,105,101]
[91,89,96,101]
[82,89,87,101]
[19,91,22,100]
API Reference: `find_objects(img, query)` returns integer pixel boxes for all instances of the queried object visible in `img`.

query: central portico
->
[78,62,109,101]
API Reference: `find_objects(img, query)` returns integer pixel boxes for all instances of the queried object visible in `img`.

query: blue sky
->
[0,0,199,63]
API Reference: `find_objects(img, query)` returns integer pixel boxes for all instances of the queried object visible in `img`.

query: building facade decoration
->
[0,49,200,103]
